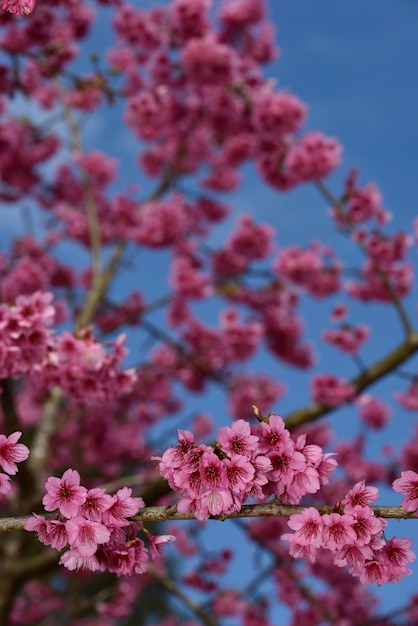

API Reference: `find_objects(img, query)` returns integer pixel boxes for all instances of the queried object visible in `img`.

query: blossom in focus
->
[1,0,35,15]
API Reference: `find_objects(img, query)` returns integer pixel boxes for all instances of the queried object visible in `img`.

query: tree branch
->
[0,503,415,532]
[148,565,219,626]
[285,333,418,430]
[315,180,413,338]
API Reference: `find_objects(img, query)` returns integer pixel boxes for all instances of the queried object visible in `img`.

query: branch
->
[315,180,413,338]
[148,565,219,626]
[58,79,103,310]
[1,503,415,532]
[28,387,63,480]
[236,519,339,624]
[285,332,418,430]
[75,238,125,330]
[75,163,183,331]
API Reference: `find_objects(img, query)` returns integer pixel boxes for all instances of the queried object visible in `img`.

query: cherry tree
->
[0,0,417,624]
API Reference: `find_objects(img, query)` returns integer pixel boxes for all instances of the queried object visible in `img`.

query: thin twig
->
[58,79,103,290]
[28,387,63,478]
[315,180,413,338]
[148,565,219,626]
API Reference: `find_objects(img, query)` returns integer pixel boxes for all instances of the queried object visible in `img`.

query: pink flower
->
[350,505,386,546]
[0,473,11,494]
[217,419,259,456]
[60,549,102,573]
[358,560,386,586]
[311,374,355,407]
[379,537,416,581]
[148,534,176,560]
[286,507,324,548]
[357,395,390,429]
[342,480,379,511]
[47,520,69,551]
[0,431,29,475]
[107,547,136,576]
[42,469,87,519]
[224,455,255,493]
[282,536,318,563]
[334,544,374,571]
[393,470,418,512]
[196,488,236,520]
[79,488,113,521]
[213,589,245,617]
[66,516,111,556]
[257,413,289,453]
[285,131,342,182]
[322,513,357,552]
[24,514,51,545]
[1,0,35,15]
[102,488,142,527]
[107,537,148,575]
[199,451,227,489]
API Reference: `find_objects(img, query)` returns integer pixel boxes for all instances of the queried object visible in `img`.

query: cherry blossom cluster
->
[109,0,342,198]
[331,171,390,227]
[311,374,355,407]
[273,242,341,298]
[1,0,35,15]
[30,330,137,406]
[393,470,418,513]
[155,414,337,521]
[0,431,29,495]
[283,480,415,585]
[0,120,58,202]
[0,291,55,380]
[395,382,418,412]
[0,235,74,304]
[322,323,370,355]
[328,173,412,303]
[25,469,174,575]
[357,395,391,429]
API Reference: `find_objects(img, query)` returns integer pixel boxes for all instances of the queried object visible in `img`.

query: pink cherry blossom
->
[0,431,29,475]
[1,0,35,15]
[79,488,114,521]
[322,513,357,552]
[0,472,11,494]
[65,516,111,556]
[42,469,87,519]
[342,480,379,510]
[393,471,418,512]
[217,420,259,457]
[286,507,324,548]
[102,488,142,527]
[379,537,416,581]
[59,549,103,573]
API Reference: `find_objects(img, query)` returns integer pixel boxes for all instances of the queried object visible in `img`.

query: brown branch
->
[1,503,416,532]
[28,387,62,481]
[285,332,418,430]
[315,180,413,337]
[58,78,103,301]
[148,565,219,626]
[75,238,125,330]
[75,153,183,331]
[236,519,339,624]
